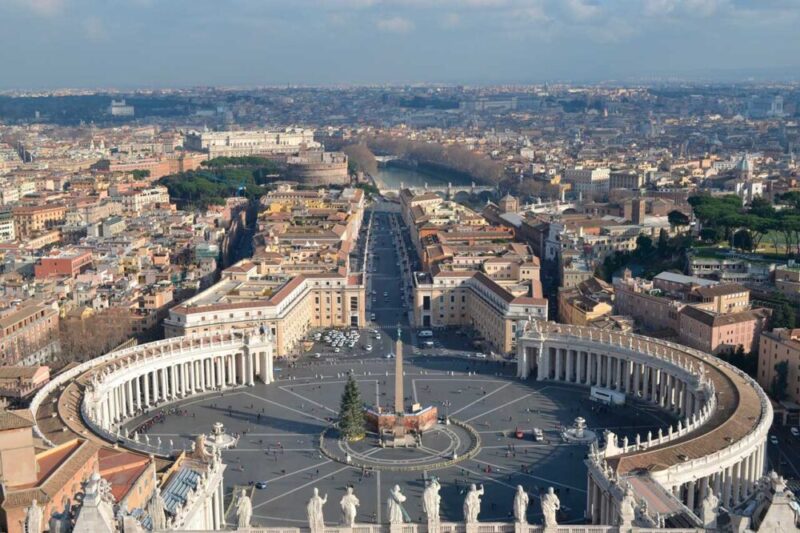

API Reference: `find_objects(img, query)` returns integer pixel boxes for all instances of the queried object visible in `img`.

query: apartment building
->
[110,186,171,215]
[562,167,610,196]
[678,306,769,355]
[558,277,614,326]
[183,128,320,157]
[164,267,365,357]
[34,250,93,279]
[412,269,547,356]
[12,204,66,239]
[758,328,800,404]
[0,302,60,366]
[0,210,15,242]
[773,264,800,303]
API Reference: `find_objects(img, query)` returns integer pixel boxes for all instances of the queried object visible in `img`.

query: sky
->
[1,0,800,89]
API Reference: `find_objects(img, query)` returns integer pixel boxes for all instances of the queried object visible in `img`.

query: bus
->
[590,386,625,406]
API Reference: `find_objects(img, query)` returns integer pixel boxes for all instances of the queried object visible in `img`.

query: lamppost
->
[441,400,451,425]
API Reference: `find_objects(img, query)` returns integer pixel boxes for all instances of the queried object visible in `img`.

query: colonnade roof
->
[612,345,763,474]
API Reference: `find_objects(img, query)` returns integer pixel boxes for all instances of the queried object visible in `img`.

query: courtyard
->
[123,354,675,527]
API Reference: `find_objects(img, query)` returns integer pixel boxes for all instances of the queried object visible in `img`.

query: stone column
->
[733,461,742,504]
[566,349,574,382]
[686,480,696,512]
[126,380,134,416]
[595,353,602,386]
[723,466,732,507]
[643,366,651,401]
[606,355,613,388]
[555,348,563,381]
[200,358,206,391]
[159,367,167,401]
[633,362,640,396]
[134,376,141,411]
[246,351,255,386]
[143,372,151,407]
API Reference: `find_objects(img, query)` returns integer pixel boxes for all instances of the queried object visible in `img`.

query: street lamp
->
[441,400,451,424]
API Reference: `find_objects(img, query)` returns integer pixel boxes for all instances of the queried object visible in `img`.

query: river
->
[372,165,461,191]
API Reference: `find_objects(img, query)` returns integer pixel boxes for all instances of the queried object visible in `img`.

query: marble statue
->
[423,479,441,524]
[307,488,328,533]
[149,487,167,530]
[513,485,529,524]
[541,487,560,528]
[463,484,484,524]
[340,486,360,527]
[236,488,253,529]
[618,485,636,527]
[700,481,719,529]
[387,485,407,524]
[25,499,43,533]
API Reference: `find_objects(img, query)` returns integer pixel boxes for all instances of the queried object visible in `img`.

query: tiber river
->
[371,165,464,191]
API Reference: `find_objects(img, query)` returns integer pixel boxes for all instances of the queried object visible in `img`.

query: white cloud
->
[376,16,414,33]
[12,0,65,16]
[563,0,601,21]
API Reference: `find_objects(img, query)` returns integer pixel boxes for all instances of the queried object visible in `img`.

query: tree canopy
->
[338,375,366,441]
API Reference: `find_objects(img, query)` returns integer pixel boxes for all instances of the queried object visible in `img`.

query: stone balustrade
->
[31,330,275,453]
[516,320,772,521]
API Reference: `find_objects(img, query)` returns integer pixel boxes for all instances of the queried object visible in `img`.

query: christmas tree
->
[338,375,366,441]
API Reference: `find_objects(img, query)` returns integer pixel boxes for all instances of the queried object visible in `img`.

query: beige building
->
[558,277,614,326]
[164,268,365,357]
[11,204,66,239]
[412,269,547,356]
[758,329,800,404]
[773,264,800,303]
[678,306,769,355]
[184,128,320,158]
[0,302,60,366]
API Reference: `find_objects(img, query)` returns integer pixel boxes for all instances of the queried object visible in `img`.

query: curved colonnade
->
[516,321,772,525]
[31,330,273,457]
[29,321,771,529]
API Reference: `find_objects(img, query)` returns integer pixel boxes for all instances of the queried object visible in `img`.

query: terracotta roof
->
[473,272,515,303]
[694,283,748,299]
[0,409,35,431]
[0,366,45,379]
[680,306,766,328]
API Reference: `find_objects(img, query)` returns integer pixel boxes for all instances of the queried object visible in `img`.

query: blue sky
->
[1,0,799,89]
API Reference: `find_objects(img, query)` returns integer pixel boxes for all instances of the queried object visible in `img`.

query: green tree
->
[667,210,690,232]
[778,191,800,211]
[771,360,789,401]
[771,299,797,329]
[732,229,754,251]
[635,234,653,255]
[338,375,366,441]
[748,197,776,218]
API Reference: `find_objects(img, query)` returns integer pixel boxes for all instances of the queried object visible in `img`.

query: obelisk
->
[394,324,404,414]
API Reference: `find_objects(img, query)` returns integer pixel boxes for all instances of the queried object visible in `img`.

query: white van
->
[418,330,434,338]
[590,386,625,406]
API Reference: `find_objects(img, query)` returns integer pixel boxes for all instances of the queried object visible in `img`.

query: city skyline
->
[2,0,800,89]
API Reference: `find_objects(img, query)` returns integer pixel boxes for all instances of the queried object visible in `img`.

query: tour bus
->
[590,386,625,406]
[418,330,434,338]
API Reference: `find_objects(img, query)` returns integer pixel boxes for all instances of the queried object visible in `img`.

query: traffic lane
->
[766,426,800,481]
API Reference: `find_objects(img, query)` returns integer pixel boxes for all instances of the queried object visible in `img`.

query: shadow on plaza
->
[200,404,327,435]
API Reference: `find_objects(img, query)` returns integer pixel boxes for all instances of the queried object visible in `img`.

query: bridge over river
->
[379,181,496,196]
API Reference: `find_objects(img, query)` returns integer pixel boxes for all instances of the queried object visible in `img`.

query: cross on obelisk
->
[394,324,404,415]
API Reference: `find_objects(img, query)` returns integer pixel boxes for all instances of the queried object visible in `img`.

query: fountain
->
[560,416,597,444]
[205,422,239,451]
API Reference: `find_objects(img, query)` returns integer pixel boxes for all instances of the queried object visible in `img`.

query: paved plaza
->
[124,354,675,527]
